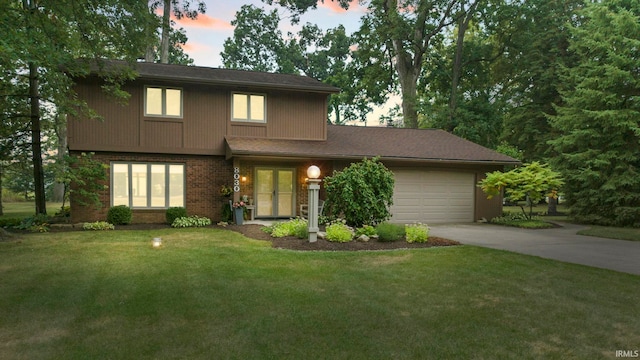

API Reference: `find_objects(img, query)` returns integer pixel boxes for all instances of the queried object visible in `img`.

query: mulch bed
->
[14,223,461,251]
[222,224,460,251]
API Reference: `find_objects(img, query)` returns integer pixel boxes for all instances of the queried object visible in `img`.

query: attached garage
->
[226,125,520,223]
[390,169,475,224]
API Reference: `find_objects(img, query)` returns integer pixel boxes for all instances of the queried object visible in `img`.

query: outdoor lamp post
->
[306,165,321,243]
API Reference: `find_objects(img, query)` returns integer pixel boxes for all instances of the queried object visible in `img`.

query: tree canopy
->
[1,0,157,214]
[550,0,640,226]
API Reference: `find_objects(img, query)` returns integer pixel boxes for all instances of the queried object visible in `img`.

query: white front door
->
[256,168,295,218]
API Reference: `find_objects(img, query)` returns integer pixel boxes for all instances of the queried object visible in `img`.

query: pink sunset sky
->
[172,0,367,68]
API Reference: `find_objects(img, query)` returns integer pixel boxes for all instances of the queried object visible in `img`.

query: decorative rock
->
[318,231,327,240]
[371,234,379,240]
[357,234,370,242]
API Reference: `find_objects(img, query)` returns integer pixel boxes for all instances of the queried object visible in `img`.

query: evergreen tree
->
[550,0,640,226]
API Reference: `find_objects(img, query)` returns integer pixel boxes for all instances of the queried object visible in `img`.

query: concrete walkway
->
[430,222,640,276]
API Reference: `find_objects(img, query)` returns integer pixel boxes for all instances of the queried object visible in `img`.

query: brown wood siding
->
[267,92,327,140]
[230,124,267,137]
[69,79,328,154]
[69,82,141,148]
[475,170,503,221]
[142,120,183,148]
[181,87,227,153]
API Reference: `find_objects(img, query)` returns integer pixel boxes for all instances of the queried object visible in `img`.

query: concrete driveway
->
[430,222,640,276]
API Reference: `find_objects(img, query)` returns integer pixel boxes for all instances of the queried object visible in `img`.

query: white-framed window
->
[111,162,185,209]
[145,86,183,118]
[232,93,265,122]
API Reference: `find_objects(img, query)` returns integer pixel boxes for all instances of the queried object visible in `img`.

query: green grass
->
[578,226,640,242]
[1,228,639,359]
[495,219,557,229]
[503,203,569,222]
[0,201,64,218]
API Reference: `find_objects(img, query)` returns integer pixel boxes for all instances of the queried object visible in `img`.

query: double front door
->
[256,168,295,218]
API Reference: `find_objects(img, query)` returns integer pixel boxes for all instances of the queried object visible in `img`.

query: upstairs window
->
[145,86,182,118]
[232,93,265,122]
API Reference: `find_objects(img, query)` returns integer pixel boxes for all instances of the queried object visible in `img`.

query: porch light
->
[306,165,322,243]
[241,176,247,182]
[152,237,162,248]
[307,165,321,179]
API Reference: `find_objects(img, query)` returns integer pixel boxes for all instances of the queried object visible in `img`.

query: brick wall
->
[69,151,233,224]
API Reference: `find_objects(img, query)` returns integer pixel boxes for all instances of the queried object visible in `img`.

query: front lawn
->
[0,201,64,218]
[1,228,638,359]
[578,226,640,242]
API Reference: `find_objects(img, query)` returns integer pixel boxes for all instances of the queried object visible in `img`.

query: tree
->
[222,6,365,123]
[549,0,640,226]
[418,4,507,148]
[323,157,395,227]
[147,0,206,64]
[358,0,474,128]
[479,162,563,220]
[221,5,294,73]
[263,0,479,128]
[1,0,157,215]
[497,0,583,162]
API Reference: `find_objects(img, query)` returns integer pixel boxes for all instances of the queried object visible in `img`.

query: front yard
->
[1,227,638,359]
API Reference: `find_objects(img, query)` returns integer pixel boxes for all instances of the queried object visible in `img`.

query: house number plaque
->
[233,167,240,192]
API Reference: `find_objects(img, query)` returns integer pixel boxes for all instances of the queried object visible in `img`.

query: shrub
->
[55,206,71,218]
[325,222,353,242]
[107,205,132,225]
[83,221,115,230]
[323,157,395,227]
[355,224,377,238]
[376,222,405,242]
[17,214,51,233]
[0,218,23,228]
[266,218,308,238]
[166,207,188,225]
[405,223,429,243]
[171,215,212,228]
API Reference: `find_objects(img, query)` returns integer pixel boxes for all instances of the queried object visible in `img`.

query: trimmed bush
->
[376,222,405,242]
[323,157,395,227]
[355,225,377,238]
[107,205,132,225]
[171,216,212,228]
[265,218,308,238]
[405,223,429,243]
[166,207,188,225]
[325,222,353,243]
[83,221,115,231]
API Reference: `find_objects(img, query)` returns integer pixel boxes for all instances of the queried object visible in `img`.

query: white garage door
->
[390,169,475,224]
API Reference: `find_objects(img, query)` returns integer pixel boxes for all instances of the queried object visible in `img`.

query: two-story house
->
[68,60,518,224]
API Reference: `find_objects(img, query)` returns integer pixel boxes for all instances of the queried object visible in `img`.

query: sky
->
[173,0,367,68]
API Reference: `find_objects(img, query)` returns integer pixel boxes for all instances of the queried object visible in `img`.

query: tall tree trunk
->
[53,114,67,203]
[160,0,171,64]
[448,5,474,132]
[393,40,420,129]
[29,61,46,215]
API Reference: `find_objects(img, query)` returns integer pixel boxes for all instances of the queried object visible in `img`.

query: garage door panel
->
[391,169,474,223]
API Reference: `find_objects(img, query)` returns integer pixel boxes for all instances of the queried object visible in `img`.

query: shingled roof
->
[84,60,340,94]
[226,125,520,165]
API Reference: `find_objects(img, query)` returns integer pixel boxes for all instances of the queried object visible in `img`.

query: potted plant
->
[232,201,246,225]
